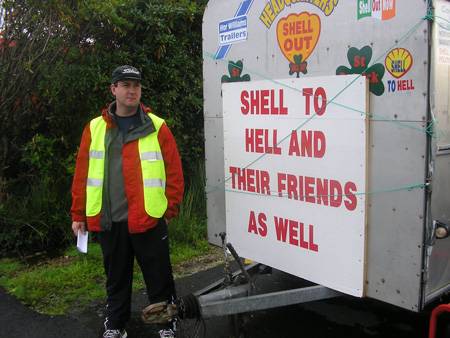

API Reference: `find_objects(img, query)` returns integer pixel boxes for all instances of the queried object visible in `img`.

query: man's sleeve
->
[71,124,91,222]
[158,123,184,220]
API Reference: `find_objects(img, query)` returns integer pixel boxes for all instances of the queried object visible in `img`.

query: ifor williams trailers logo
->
[219,16,248,46]
[357,0,395,21]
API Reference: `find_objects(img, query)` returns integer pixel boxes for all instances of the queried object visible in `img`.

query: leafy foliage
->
[169,161,207,247]
[0,0,207,256]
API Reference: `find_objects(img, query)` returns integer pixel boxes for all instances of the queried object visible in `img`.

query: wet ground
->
[1,263,447,338]
[91,266,440,338]
[171,268,433,338]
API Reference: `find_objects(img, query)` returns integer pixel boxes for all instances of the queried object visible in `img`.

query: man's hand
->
[72,221,86,237]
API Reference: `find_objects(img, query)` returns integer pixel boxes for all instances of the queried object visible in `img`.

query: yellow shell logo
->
[276,12,321,64]
[385,48,413,79]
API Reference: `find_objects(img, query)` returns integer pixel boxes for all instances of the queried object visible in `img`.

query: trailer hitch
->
[141,233,258,323]
[226,242,255,292]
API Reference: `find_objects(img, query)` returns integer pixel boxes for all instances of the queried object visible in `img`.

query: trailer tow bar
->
[142,233,341,337]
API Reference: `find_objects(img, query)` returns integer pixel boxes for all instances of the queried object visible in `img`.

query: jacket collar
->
[102,102,154,129]
[101,102,156,140]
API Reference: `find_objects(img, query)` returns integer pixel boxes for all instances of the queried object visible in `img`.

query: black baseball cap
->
[111,65,141,83]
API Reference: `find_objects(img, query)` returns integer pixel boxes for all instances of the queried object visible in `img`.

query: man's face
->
[110,80,142,108]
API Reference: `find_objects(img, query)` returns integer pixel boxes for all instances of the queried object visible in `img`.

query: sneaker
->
[159,328,176,338]
[103,329,127,338]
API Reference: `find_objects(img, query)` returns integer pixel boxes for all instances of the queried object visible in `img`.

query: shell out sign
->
[357,0,396,21]
[259,2,337,77]
[276,12,321,65]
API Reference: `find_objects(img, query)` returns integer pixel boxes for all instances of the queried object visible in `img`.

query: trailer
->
[145,1,450,336]
[203,0,450,311]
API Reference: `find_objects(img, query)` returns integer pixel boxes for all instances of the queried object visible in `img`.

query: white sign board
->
[222,75,368,297]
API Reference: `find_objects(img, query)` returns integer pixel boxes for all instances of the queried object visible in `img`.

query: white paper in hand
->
[77,230,88,253]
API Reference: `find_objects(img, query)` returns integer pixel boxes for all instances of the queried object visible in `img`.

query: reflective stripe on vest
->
[86,113,168,218]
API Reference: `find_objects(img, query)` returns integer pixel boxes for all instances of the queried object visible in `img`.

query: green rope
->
[221,183,426,199]
[205,18,431,136]
[204,12,434,197]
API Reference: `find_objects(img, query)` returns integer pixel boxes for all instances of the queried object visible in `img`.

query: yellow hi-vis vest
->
[85,113,168,218]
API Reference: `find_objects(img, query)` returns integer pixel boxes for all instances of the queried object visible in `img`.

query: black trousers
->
[98,219,176,330]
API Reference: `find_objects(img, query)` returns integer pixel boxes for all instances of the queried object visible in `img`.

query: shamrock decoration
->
[221,60,251,83]
[336,46,385,96]
[289,54,308,78]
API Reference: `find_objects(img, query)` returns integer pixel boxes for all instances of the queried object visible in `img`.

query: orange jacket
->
[71,104,184,233]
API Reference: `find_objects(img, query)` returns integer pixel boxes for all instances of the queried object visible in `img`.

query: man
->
[71,65,184,338]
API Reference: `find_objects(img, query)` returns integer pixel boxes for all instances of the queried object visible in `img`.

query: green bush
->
[170,161,207,247]
[0,0,207,256]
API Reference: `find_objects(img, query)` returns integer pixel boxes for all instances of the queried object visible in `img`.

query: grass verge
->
[0,163,212,315]
[0,239,212,315]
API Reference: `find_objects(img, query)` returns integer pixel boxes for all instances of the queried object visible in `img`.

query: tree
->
[0,0,206,256]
